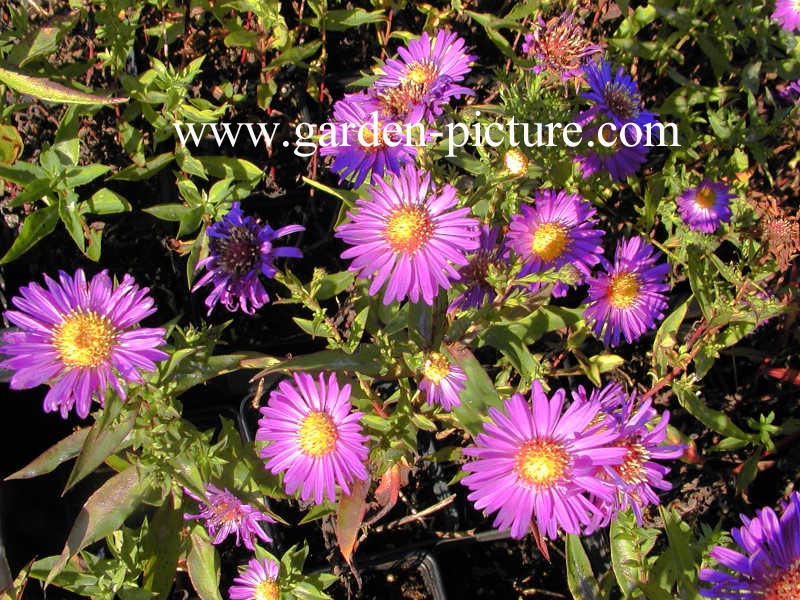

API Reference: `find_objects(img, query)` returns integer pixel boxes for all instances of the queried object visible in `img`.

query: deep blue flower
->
[193,203,304,315]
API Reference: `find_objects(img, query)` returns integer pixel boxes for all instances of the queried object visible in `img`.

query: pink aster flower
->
[229,557,281,600]
[507,189,604,297]
[0,269,167,419]
[772,0,800,33]
[183,484,274,551]
[700,492,800,599]
[584,237,670,347]
[461,381,626,540]
[335,164,480,306]
[676,180,735,233]
[375,29,475,122]
[256,372,369,505]
[418,351,466,410]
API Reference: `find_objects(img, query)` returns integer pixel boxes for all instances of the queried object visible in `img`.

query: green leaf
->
[110,153,173,181]
[610,512,658,597]
[142,493,184,598]
[64,164,110,187]
[64,399,138,493]
[5,428,89,480]
[449,345,502,436]
[566,534,601,600]
[301,177,358,205]
[686,246,713,321]
[0,205,59,264]
[323,9,385,32]
[80,188,132,215]
[47,466,149,584]
[267,41,323,69]
[316,271,355,301]
[187,530,222,600]
[672,378,751,441]
[170,353,249,396]
[196,156,262,182]
[0,67,127,105]
[0,123,23,165]
[143,203,194,222]
[58,196,85,253]
[251,347,383,380]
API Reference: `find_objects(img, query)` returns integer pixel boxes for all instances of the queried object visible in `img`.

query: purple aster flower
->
[584,237,670,347]
[773,0,800,33]
[507,190,604,297]
[418,351,466,410]
[0,269,167,419]
[375,30,475,122]
[335,164,480,306]
[193,202,304,315]
[574,125,650,182]
[592,394,683,525]
[461,380,626,540]
[779,79,800,104]
[572,381,627,415]
[520,12,602,89]
[320,91,425,188]
[229,557,281,600]
[582,59,658,129]
[677,180,735,233]
[448,224,508,311]
[700,492,800,599]
[257,372,369,505]
[183,484,274,551]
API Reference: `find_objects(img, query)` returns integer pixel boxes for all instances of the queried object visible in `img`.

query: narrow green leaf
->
[47,466,148,584]
[143,203,193,222]
[449,345,502,436]
[0,205,59,264]
[251,347,383,380]
[566,534,601,600]
[64,399,138,493]
[142,493,184,598]
[109,153,173,181]
[5,428,89,480]
[0,67,127,105]
[187,531,222,600]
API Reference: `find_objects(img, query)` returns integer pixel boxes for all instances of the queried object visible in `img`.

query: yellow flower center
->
[504,149,529,176]
[764,560,800,600]
[385,207,434,254]
[514,438,569,487]
[405,61,437,85]
[530,222,569,262]
[297,411,338,457]
[52,311,117,369]
[423,352,451,385]
[614,441,650,485]
[608,272,641,309]
[253,579,280,600]
[694,186,717,209]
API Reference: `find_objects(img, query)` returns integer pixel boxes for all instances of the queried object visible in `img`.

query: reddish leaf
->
[336,477,370,583]
[366,461,410,527]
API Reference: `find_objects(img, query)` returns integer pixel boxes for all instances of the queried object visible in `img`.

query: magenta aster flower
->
[448,224,508,311]
[593,395,683,524]
[183,484,274,551]
[229,557,281,600]
[676,180,735,233]
[0,269,167,419]
[507,190,604,297]
[375,30,475,122]
[319,91,424,187]
[584,237,670,347]
[335,164,480,306]
[773,0,800,33]
[700,492,800,599]
[193,202,304,315]
[257,372,369,505]
[418,351,466,411]
[461,381,626,540]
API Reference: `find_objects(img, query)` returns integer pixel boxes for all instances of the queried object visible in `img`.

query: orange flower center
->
[385,207,434,254]
[423,352,451,384]
[297,411,338,457]
[504,149,529,176]
[531,222,569,262]
[253,579,280,600]
[514,438,569,487]
[614,441,650,484]
[608,272,640,309]
[52,311,117,369]
[764,560,800,600]
[694,186,717,209]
